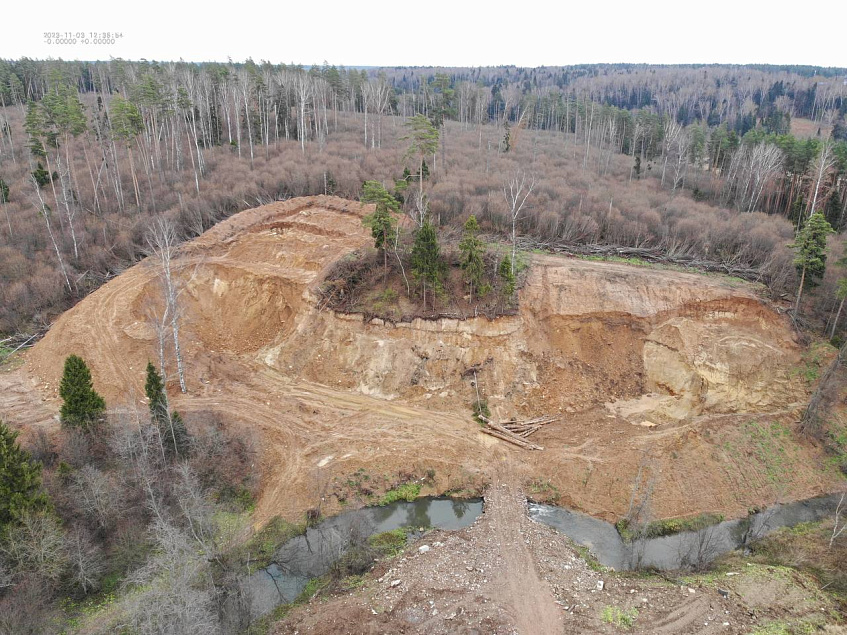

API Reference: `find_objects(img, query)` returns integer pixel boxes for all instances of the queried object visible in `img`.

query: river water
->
[528,493,844,570]
[246,491,844,619]
[247,497,483,618]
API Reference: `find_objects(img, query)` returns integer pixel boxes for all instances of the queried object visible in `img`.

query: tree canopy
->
[411,221,445,309]
[59,355,106,430]
[459,215,488,302]
[0,420,49,528]
[145,362,190,458]
[791,212,834,314]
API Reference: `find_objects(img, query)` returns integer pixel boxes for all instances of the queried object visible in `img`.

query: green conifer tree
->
[499,254,516,299]
[361,180,400,283]
[166,411,191,459]
[59,355,106,430]
[459,215,488,302]
[145,361,168,425]
[144,362,190,458]
[1,419,49,527]
[411,221,445,309]
[402,114,438,201]
[791,212,834,315]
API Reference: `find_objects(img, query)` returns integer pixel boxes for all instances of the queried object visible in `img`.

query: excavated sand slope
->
[23,196,839,522]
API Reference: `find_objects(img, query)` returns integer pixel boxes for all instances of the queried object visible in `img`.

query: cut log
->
[480,427,543,450]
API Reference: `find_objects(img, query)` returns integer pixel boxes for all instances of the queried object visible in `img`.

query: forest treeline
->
[1,59,847,335]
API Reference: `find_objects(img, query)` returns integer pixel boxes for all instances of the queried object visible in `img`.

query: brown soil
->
[274,473,842,634]
[0,363,57,439]
[18,194,844,526]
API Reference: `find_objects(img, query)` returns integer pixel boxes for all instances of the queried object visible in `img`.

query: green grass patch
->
[740,420,799,485]
[750,619,825,635]
[368,528,408,558]
[371,287,399,313]
[574,544,608,573]
[59,592,120,633]
[616,512,724,542]
[242,516,306,570]
[212,483,255,512]
[378,483,421,506]
[528,478,561,503]
[601,605,639,629]
[790,341,835,384]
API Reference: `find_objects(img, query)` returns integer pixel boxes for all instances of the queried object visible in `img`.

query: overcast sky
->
[3,0,846,68]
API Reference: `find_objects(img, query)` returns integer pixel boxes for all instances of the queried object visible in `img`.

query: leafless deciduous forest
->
[1,60,847,335]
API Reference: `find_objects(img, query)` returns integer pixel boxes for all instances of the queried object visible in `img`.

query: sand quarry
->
[4,195,846,633]
[7,195,840,525]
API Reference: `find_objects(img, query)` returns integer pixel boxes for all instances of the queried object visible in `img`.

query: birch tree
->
[808,140,836,218]
[146,217,187,393]
[503,171,535,274]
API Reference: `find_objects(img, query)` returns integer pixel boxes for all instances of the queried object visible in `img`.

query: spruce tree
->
[144,362,190,458]
[361,180,400,283]
[791,212,834,315]
[145,362,168,425]
[411,221,445,309]
[459,215,488,302]
[0,419,49,528]
[167,411,191,458]
[499,254,516,299]
[59,355,106,430]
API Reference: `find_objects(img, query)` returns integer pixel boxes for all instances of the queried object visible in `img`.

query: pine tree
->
[0,419,49,528]
[59,355,106,430]
[144,362,190,458]
[499,254,516,299]
[791,212,834,315]
[459,215,488,302]
[31,162,51,188]
[402,114,438,201]
[411,221,445,309]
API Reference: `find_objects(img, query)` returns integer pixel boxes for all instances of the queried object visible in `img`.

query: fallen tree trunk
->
[478,414,545,450]
[516,238,766,284]
[480,426,544,450]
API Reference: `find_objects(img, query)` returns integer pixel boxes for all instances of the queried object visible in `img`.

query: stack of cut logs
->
[477,414,559,450]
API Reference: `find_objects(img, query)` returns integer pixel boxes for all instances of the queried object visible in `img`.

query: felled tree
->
[411,221,445,309]
[791,212,834,315]
[145,362,190,459]
[459,215,488,302]
[0,420,49,528]
[59,355,106,430]
[361,180,400,283]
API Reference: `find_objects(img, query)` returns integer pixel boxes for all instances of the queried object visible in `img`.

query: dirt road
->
[481,475,563,634]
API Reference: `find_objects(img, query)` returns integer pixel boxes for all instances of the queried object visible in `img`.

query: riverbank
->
[272,482,844,634]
